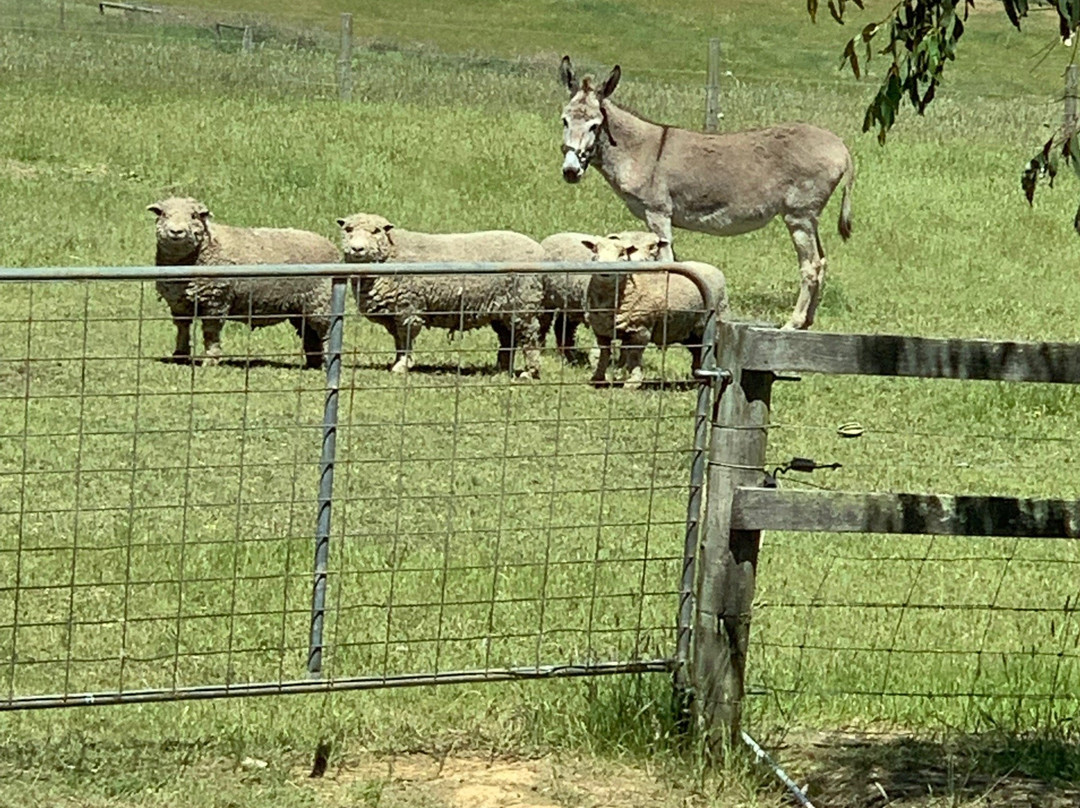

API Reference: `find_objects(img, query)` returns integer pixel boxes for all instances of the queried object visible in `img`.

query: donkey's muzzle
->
[562,150,585,183]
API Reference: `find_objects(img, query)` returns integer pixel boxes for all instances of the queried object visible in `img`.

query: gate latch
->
[763,456,842,488]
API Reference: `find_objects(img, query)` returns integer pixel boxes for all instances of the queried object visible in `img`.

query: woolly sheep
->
[149,197,340,369]
[337,212,545,378]
[586,238,728,390]
[538,230,662,365]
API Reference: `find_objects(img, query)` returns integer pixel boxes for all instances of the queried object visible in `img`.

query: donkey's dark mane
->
[603,97,669,130]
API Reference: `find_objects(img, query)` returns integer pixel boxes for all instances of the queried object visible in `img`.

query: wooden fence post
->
[692,322,772,754]
[704,38,721,132]
[1066,64,1078,139]
[338,13,354,102]
[59,0,66,29]
[241,25,254,53]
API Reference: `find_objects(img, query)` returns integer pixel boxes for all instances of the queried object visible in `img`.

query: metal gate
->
[0,262,718,709]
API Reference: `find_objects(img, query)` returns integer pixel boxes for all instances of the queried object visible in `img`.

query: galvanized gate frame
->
[0,260,721,710]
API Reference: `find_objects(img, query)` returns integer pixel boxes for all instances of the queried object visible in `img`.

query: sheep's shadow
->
[155,356,314,371]
[785,730,1080,808]
[590,378,700,392]
[348,360,507,377]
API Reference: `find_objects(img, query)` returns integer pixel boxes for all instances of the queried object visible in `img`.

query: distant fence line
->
[4,0,1066,114]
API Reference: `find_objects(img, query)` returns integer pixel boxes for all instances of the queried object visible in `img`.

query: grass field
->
[4,0,1080,805]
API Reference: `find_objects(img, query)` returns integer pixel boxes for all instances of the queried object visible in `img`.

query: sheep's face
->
[606,231,665,261]
[581,237,636,263]
[337,213,394,263]
[148,197,210,259]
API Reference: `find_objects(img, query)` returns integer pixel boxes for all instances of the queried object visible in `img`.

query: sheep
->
[538,230,663,365]
[585,238,728,390]
[336,212,545,378]
[149,196,340,369]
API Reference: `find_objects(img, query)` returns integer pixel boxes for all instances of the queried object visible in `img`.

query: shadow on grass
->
[155,356,312,371]
[348,361,504,377]
[791,730,1080,807]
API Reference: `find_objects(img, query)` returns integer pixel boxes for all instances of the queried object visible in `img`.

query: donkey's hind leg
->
[783,214,825,330]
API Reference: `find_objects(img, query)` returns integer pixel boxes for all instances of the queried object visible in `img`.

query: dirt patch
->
[309,752,677,808]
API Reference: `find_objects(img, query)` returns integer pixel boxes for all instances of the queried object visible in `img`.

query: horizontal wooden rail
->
[99,2,160,13]
[738,326,1080,384]
[731,487,1080,538]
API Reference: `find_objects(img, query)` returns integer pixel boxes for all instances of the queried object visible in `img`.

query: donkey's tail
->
[838,149,854,241]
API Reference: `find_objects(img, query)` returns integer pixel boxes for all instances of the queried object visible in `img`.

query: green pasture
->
[3,0,1080,805]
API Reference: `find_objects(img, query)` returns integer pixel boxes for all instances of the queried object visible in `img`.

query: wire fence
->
[0,263,717,707]
[0,0,1068,122]
[5,0,1080,762]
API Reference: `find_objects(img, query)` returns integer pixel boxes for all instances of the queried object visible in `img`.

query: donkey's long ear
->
[560,55,579,94]
[600,65,621,99]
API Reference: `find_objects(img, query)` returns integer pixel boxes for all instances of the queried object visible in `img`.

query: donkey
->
[558,56,854,330]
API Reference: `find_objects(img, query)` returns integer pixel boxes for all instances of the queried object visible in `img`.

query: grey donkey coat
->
[558,56,854,330]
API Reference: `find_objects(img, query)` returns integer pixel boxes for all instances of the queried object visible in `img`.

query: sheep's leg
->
[391,319,421,373]
[171,315,193,361]
[554,312,589,366]
[201,317,224,366]
[491,322,514,374]
[537,310,553,348]
[514,318,542,380]
[619,328,649,390]
[784,214,825,331]
[645,210,674,262]
[590,333,613,387]
[686,338,704,375]
[292,316,326,370]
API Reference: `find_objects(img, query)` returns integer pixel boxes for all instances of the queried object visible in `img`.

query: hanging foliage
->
[815,0,1080,224]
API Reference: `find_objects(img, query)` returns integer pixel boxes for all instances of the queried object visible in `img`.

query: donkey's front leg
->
[645,210,675,262]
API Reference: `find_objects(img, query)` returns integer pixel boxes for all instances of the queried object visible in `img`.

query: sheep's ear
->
[580,238,599,254]
[382,224,394,232]
[383,224,394,246]
[599,65,620,99]
[146,204,163,216]
[624,244,638,258]
[560,55,578,94]
[336,218,346,228]
[196,206,211,220]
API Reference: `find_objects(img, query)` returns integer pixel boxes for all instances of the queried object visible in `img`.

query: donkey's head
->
[559,56,620,184]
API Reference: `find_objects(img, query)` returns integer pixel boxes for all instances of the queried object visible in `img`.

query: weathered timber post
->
[704,38,721,132]
[338,13,354,102]
[1066,64,1078,139]
[241,25,254,54]
[692,321,772,753]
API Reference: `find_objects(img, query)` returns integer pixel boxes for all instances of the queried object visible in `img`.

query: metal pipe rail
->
[0,660,675,712]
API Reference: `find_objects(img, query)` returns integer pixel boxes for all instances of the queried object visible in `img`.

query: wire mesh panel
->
[0,277,330,704]
[320,264,717,684]
[740,372,1080,737]
[0,264,714,706]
